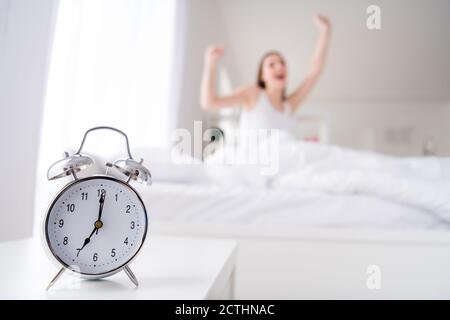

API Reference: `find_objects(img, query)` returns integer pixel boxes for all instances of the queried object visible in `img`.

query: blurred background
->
[1,0,449,241]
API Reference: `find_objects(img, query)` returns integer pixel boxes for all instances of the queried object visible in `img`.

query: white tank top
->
[239,90,296,135]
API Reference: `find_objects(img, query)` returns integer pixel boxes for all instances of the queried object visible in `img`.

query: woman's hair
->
[256,51,286,99]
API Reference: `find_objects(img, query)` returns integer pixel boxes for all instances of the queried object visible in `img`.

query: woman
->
[200,14,331,135]
[198,14,450,217]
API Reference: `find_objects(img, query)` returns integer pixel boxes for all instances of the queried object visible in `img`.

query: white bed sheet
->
[140,182,450,230]
[130,141,450,223]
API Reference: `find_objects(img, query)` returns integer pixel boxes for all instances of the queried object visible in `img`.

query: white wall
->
[303,101,450,156]
[177,0,450,156]
[0,0,58,242]
[176,0,227,138]
[215,0,450,101]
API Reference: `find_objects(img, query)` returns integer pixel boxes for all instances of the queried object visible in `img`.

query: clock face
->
[45,176,147,276]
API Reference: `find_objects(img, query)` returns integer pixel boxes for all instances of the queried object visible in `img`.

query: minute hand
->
[96,191,106,234]
[98,191,106,221]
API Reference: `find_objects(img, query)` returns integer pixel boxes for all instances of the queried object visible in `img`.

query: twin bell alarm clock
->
[42,126,151,290]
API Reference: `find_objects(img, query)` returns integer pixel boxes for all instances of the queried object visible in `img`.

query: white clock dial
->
[44,176,148,276]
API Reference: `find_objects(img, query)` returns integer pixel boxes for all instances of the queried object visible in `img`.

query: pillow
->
[130,146,208,184]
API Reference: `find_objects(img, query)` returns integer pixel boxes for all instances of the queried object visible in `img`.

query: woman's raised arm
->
[200,45,255,110]
[288,14,331,111]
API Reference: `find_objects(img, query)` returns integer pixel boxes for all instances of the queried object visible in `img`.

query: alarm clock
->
[43,126,151,290]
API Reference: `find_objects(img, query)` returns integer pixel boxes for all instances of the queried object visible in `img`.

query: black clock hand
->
[75,190,106,257]
[96,190,106,234]
[76,227,97,257]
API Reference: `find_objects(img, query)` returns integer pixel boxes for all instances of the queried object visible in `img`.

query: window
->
[34,0,179,236]
[42,0,177,150]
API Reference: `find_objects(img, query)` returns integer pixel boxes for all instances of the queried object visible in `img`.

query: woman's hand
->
[314,14,331,32]
[204,45,224,66]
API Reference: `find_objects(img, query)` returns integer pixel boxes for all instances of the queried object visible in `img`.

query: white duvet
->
[203,138,450,221]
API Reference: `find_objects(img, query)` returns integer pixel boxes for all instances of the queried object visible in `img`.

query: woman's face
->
[261,54,287,90]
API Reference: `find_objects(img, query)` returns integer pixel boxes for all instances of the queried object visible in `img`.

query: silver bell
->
[47,153,94,180]
[106,158,152,186]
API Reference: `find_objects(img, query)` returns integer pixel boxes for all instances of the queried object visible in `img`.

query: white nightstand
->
[0,236,237,300]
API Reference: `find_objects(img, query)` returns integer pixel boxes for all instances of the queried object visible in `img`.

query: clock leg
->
[46,267,65,291]
[123,265,139,287]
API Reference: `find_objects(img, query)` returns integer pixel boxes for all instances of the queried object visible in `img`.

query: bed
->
[132,179,450,299]
[145,182,446,229]
[123,142,450,298]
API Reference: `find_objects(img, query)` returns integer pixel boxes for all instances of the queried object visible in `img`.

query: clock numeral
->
[66,204,75,213]
[93,253,98,262]
[125,205,131,214]
[111,248,116,257]
[115,194,118,202]
[124,237,129,245]
[63,236,68,245]
[130,221,135,229]
[58,219,64,228]
[81,192,88,200]
[97,189,106,197]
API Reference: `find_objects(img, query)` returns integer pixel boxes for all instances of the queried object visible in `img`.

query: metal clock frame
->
[42,175,148,289]
[43,126,151,290]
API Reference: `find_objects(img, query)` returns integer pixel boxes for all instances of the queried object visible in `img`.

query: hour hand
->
[76,227,97,256]
[76,238,90,257]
